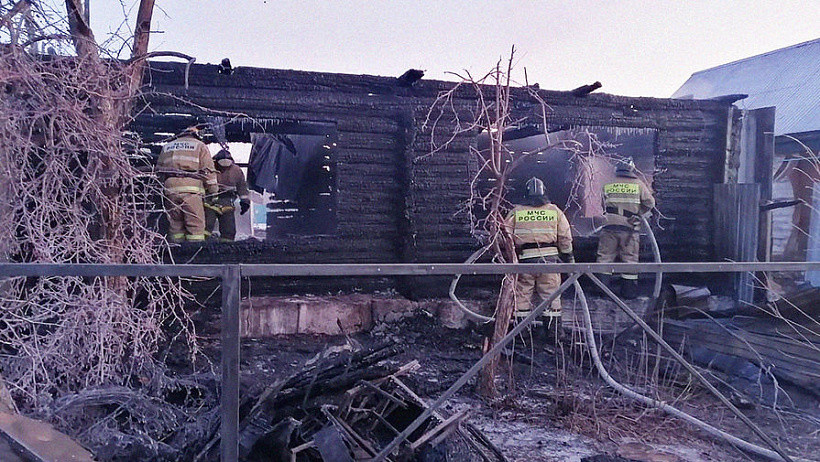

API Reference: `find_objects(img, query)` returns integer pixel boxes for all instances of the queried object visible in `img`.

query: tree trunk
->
[127,0,155,96]
[477,273,516,396]
[64,0,155,291]
[477,179,518,397]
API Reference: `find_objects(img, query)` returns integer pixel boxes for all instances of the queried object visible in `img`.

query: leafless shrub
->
[0,14,197,412]
[424,48,631,396]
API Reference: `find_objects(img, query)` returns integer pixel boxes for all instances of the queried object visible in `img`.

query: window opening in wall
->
[475,126,656,236]
[130,114,337,240]
[247,130,337,237]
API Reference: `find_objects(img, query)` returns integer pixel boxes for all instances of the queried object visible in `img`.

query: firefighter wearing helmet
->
[156,125,219,242]
[505,177,573,335]
[597,157,655,299]
[205,149,251,241]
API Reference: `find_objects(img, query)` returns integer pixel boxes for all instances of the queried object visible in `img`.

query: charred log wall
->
[135,62,730,291]
[408,89,730,264]
[139,62,415,265]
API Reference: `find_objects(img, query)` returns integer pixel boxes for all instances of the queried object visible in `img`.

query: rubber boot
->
[621,279,639,300]
[542,317,566,345]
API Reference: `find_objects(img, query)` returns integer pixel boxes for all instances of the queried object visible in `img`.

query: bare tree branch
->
[0,0,31,31]
[126,0,154,96]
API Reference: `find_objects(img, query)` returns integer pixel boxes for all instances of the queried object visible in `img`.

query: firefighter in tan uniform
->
[157,126,218,242]
[597,158,655,299]
[506,177,574,327]
[205,149,251,241]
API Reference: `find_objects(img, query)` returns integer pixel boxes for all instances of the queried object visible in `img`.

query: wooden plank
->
[714,184,760,304]
[410,409,470,450]
[335,149,399,164]
[663,319,820,394]
[0,412,95,462]
[737,107,776,264]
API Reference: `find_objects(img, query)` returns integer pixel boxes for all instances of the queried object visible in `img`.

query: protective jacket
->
[214,164,250,206]
[506,203,573,260]
[157,136,218,196]
[602,175,654,230]
[157,135,218,242]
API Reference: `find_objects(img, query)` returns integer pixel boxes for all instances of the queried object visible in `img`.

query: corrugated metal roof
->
[672,38,820,136]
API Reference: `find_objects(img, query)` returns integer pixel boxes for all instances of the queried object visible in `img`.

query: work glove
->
[559,252,575,264]
[239,199,250,215]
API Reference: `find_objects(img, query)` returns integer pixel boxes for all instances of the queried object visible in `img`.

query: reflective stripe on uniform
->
[172,154,201,164]
[186,234,206,241]
[620,274,638,280]
[168,185,205,194]
[170,233,185,239]
[608,198,641,205]
[514,227,555,236]
[519,247,559,259]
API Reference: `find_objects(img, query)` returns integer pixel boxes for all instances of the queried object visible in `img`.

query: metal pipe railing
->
[2,260,820,461]
[3,261,820,278]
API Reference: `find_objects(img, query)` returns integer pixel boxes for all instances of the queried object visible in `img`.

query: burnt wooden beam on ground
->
[663,317,820,396]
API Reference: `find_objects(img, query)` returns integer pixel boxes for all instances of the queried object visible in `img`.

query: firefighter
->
[205,149,250,241]
[506,177,574,333]
[596,157,655,299]
[157,126,218,242]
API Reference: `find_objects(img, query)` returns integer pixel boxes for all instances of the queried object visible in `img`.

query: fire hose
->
[641,214,663,300]
[577,278,800,462]
[444,217,799,460]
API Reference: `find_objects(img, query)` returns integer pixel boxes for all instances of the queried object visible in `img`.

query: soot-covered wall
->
[134,61,730,279]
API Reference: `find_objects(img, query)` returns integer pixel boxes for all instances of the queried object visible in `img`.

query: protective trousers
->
[205,198,237,241]
[166,191,206,242]
[514,256,562,321]
[596,227,639,280]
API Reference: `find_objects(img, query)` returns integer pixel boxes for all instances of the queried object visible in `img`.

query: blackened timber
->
[136,61,734,284]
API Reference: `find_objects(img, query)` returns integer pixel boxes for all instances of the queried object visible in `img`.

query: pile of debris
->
[657,284,820,403]
[0,337,505,462]
[197,339,505,462]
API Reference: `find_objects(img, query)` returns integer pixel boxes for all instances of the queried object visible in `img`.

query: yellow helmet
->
[178,123,208,139]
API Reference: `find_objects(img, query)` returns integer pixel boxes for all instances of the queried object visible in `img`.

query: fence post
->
[221,264,241,462]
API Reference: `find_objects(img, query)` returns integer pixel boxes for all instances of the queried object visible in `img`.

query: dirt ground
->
[195,303,820,462]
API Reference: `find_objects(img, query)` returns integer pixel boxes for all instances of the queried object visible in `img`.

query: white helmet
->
[615,157,637,177]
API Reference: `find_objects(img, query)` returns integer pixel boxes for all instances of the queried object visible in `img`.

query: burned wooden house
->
[132,61,755,292]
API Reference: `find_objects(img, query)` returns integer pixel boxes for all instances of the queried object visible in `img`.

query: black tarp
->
[247,132,336,236]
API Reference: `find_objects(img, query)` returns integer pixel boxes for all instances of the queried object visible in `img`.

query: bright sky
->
[92,0,819,97]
